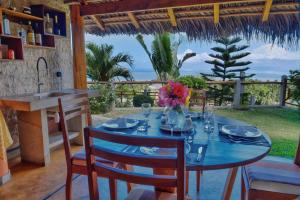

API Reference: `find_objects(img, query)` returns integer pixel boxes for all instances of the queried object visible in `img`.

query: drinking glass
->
[142,103,152,128]
[167,109,178,136]
[137,103,151,132]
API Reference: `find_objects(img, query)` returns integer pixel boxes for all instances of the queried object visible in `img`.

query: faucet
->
[36,57,48,93]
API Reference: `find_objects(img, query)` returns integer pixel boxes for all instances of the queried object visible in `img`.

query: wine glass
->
[203,104,215,134]
[182,114,193,154]
[142,103,152,128]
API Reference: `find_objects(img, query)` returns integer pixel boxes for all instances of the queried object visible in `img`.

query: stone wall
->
[0,0,74,151]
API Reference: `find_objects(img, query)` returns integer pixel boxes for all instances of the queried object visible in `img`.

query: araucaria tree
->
[201,37,254,105]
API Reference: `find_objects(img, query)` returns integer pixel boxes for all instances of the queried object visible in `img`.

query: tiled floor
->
[0,143,293,200]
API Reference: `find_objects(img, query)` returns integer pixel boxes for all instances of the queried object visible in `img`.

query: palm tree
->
[136,33,172,81]
[171,36,196,78]
[86,43,134,82]
[136,33,195,81]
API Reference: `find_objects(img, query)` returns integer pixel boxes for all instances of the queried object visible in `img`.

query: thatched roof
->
[67,0,300,45]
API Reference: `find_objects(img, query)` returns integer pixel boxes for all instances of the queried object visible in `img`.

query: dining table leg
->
[221,167,239,200]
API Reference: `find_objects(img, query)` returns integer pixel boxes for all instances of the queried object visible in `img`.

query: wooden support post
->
[279,75,288,107]
[111,82,116,111]
[70,4,87,89]
[233,79,241,108]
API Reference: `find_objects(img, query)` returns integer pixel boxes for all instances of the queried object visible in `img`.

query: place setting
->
[218,123,271,147]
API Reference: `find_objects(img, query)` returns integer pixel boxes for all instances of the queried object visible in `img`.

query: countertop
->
[0,89,99,112]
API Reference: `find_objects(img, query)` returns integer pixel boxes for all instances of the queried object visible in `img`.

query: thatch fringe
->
[85,0,300,47]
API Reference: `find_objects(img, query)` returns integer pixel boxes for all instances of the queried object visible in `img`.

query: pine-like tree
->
[201,37,254,105]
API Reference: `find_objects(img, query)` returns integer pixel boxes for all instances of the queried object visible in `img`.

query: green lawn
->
[216,108,299,158]
[101,107,300,158]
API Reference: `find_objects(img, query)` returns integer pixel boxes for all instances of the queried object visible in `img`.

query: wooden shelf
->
[0,34,21,39]
[0,58,23,62]
[1,8,43,21]
[49,131,81,150]
[24,44,55,50]
[44,33,67,38]
[0,36,24,60]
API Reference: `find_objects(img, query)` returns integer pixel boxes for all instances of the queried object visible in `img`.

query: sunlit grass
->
[216,108,299,158]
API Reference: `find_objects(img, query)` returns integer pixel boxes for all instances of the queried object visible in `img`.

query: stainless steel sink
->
[33,92,71,98]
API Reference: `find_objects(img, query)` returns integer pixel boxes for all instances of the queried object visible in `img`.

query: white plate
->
[221,125,262,138]
[102,118,139,130]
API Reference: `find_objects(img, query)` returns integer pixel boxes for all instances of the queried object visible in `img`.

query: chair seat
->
[72,151,113,166]
[125,188,177,200]
[244,160,300,195]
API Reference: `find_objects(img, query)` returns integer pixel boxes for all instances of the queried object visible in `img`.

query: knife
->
[196,147,203,161]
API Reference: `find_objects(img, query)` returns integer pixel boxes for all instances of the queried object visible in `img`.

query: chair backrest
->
[58,93,91,169]
[84,127,185,200]
[189,89,206,112]
[295,136,300,166]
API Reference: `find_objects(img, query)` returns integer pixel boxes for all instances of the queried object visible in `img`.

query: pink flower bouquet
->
[158,81,191,109]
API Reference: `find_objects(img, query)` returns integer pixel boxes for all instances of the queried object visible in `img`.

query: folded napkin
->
[0,111,13,160]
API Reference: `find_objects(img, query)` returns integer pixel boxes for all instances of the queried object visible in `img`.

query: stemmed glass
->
[182,114,194,154]
[203,104,215,134]
[142,103,152,128]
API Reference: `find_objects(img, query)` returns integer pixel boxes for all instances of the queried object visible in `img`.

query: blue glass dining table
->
[93,111,271,200]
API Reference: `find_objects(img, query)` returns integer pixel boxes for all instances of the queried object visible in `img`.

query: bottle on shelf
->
[34,23,42,46]
[3,15,11,35]
[45,13,53,34]
[18,22,27,45]
[53,15,60,35]
[27,21,35,45]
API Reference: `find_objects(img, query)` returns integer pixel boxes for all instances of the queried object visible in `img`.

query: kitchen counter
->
[0,88,99,166]
[0,89,99,111]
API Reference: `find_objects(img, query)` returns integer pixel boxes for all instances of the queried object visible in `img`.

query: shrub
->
[176,75,207,89]
[133,95,154,107]
[289,70,300,103]
[245,84,280,105]
[89,83,114,114]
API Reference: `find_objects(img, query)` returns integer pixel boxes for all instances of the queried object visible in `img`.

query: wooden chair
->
[241,136,300,200]
[84,127,186,200]
[58,94,115,200]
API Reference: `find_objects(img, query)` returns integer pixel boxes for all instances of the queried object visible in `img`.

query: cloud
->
[248,44,300,60]
[177,49,210,63]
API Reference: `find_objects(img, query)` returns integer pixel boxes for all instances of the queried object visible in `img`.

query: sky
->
[85,33,300,81]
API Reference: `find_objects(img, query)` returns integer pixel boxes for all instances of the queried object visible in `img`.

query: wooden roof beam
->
[90,15,105,31]
[128,12,140,29]
[262,0,273,21]
[80,0,260,16]
[213,3,220,24]
[167,8,177,27]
